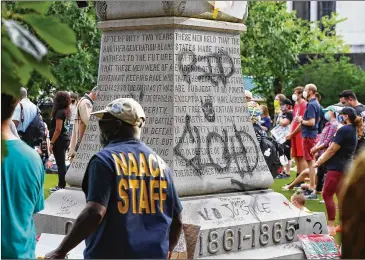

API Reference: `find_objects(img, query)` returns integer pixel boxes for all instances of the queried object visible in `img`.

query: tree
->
[1,1,77,158]
[241,2,349,115]
[290,55,365,107]
[2,1,77,97]
[25,1,101,100]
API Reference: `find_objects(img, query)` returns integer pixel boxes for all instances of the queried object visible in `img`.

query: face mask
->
[100,131,111,148]
[324,112,331,121]
[303,91,308,99]
[292,94,298,102]
[274,100,280,109]
[280,105,286,112]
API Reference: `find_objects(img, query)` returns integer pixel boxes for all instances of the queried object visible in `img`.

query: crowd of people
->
[2,83,365,258]
[246,84,365,237]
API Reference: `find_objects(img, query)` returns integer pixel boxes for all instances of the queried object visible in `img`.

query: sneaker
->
[49,186,63,193]
[319,200,325,204]
[335,225,342,233]
[303,189,313,196]
[328,226,336,236]
[276,174,285,179]
[282,173,290,179]
[305,193,319,200]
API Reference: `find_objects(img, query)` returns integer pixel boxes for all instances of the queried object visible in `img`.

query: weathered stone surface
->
[35,190,328,259]
[34,189,85,235]
[96,1,248,22]
[178,190,328,259]
[66,18,273,197]
[36,233,85,258]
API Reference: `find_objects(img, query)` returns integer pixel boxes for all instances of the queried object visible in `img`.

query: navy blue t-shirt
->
[82,139,183,259]
[326,125,358,172]
[260,117,271,133]
[302,98,321,138]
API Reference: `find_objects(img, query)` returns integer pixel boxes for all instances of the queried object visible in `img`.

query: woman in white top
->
[68,93,78,139]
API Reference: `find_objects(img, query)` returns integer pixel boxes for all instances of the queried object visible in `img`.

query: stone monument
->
[35,1,328,258]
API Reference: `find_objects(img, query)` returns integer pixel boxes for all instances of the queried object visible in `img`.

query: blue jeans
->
[68,124,74,138]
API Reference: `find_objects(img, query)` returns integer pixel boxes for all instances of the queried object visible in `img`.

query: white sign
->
[207,1,248,19]
[271,125,290,144]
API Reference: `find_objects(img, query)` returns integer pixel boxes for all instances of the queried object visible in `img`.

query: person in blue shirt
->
[45,98,183,259]
[296,83,321,200]
[260,105,271,133]
[1,93,45,259]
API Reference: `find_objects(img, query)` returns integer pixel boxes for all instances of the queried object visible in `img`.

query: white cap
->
[245,90,253,99]
[91,98,145,127]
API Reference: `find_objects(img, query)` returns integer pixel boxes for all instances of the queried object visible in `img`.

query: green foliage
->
[1,1,77,96]
[290,56,365,107]
[241,2,350,114]
[1,1,77,159]
[27,1,101,98]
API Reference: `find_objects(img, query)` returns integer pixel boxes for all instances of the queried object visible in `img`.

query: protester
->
[12,87,45,147]
[340,149,365,258]
[68,92,79,139]
[339,90,365,152]
[275,99,293,179]
[274,94,286,127]
[69,86,98,160]
[312,106,339,194]
[245,90,253,103]
[295,84,321,200]
[282,106,338,191]
[45,98,183,259]
[260,105,271,133]
[49,91,71,192]
[314,107,363,236]
[286,87,308,185]
[291,190,311,213]
[1,93,44,259]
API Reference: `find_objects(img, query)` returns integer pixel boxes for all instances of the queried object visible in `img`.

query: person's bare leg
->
[307,160,316,192]
[288,169,309,189]
[297,157,308,176]
[286,160,292,176]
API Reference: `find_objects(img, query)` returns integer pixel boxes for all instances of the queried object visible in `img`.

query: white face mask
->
[303,91,308,99]
[292,94,298,102]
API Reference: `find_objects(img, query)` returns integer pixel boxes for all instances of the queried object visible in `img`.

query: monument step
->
[200,241,304,259]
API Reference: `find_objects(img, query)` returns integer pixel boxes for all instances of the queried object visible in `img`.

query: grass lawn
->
[271,174,341,244]
[44,172,341,244]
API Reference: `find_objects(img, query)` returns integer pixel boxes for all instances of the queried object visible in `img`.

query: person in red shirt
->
[286,86,308,182]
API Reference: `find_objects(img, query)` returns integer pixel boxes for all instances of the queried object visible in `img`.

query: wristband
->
[50,142,54,145]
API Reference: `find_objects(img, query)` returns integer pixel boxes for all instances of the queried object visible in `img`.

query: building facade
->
[287,1,365,53]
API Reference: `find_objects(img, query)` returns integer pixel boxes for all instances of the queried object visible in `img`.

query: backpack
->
[18,103,46,147]
[317,106,326,134]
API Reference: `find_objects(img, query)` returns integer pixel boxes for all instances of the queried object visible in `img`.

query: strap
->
[20,103,24,124]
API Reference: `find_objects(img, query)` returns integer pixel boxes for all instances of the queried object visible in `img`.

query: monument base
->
[35,189,327,259]
[34,188,85,236]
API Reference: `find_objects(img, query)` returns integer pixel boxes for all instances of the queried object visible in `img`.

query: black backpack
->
[18,103,46,147]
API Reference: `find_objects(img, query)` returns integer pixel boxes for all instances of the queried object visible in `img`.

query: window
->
[318,1,336,32]
[293,1,311,20]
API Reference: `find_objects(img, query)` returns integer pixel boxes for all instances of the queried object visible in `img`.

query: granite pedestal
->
[35,3,328,258]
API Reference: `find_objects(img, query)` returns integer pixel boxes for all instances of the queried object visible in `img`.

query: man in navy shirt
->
[46,98,183,259]
[296,84,321,200]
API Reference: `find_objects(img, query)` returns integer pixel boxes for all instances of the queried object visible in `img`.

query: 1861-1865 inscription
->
[67,28,272,196]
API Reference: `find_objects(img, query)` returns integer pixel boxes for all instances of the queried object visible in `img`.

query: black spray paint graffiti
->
[197,195,271,221]
[177,50,235,87]
[200,97,215,123]
[173,115,259,180]
[162,1,186,16]
[313,221,323,234]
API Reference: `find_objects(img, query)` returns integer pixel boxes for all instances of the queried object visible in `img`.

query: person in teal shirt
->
[1,93,45,259]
